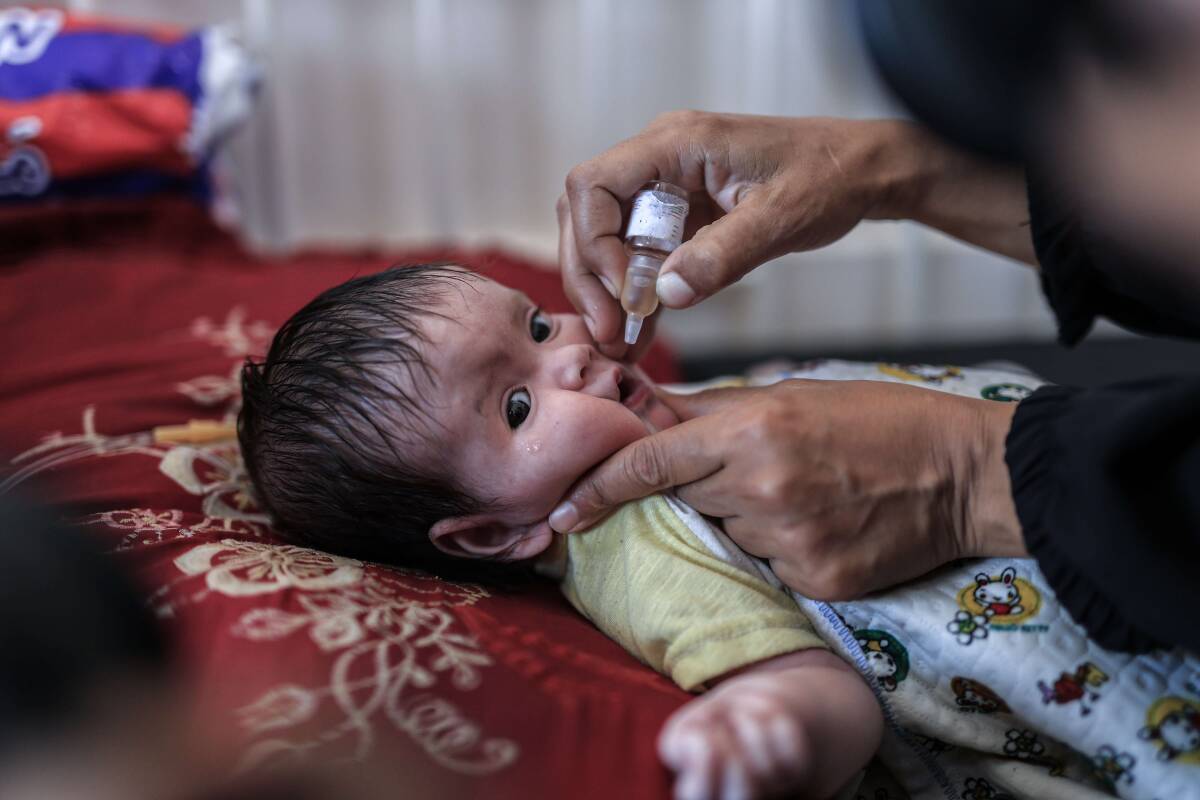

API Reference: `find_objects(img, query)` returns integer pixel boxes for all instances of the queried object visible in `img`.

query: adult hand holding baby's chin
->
[549,380,1028,600]
[558,113,921,361]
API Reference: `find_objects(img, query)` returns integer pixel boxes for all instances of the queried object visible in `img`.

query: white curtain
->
[70,0,1067,354]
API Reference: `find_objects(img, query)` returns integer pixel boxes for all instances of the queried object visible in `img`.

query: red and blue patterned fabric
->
[0,7,254,208]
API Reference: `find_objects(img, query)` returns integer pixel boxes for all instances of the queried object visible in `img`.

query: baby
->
[239,264,882,799]
[240,265,1199,800]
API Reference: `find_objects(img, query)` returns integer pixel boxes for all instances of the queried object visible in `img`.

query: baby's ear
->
[429,515,552,561]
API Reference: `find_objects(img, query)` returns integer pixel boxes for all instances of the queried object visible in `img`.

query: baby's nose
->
[552,343,594,391]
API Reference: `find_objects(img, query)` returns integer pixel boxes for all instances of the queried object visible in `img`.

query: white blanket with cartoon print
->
[677,361,1200,800]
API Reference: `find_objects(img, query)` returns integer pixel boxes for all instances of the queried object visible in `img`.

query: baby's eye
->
[506,388,531,428]
[529,310,552,342]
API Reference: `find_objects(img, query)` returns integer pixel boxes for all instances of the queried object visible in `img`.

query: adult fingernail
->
[549,502,580,533]
[598,275,618,299]
[657,272,696,308]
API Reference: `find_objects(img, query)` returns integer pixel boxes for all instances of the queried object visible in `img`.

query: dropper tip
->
[624,314,644,345]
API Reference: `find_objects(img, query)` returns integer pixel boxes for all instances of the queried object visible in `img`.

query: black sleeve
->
[1006,378,1200,653]
[1027,171,1200,346]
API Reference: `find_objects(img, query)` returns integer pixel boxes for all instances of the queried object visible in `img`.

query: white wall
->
[62,0,1067,354]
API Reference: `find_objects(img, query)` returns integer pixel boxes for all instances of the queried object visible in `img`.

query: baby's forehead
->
[430,273,512,316]
[410,276,525,386]
[420,277,525,349]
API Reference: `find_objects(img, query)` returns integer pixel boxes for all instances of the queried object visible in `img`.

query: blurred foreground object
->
[0,496,168,750]
[859,0,1200,309]
[0,495,184,800]
[857,0,1066,162]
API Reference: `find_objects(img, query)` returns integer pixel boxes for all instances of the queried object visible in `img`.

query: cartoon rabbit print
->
[974,567,1023,618]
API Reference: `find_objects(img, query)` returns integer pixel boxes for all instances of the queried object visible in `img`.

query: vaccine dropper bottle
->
[621,181,689,344]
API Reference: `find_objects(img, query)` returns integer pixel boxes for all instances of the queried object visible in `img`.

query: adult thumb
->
[655,193,781,309]
[547,418,724,533]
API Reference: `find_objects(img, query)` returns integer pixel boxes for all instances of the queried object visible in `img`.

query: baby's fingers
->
[717,759,752,800]
[727,708,778,776]
[665,730,720,800]
[661,719,775,800]
[767,714,808,771]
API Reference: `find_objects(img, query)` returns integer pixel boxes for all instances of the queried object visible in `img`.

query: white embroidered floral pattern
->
[88,507,267,552]
[101,507,186,532]
[189,306,273,358]
[158,443,268,530]
[173,539,513,774]
[238,684,319,734]
[176,362,243,408]
[233,590,513,772]
[175,539,364,597]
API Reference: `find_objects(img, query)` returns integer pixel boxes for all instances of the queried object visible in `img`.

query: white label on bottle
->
[625,191,686,246]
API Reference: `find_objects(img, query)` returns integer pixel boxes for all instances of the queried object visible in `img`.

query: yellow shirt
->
[540,495,826,692]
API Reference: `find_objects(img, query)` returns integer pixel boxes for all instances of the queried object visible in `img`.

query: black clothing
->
[1005,176,1200,654]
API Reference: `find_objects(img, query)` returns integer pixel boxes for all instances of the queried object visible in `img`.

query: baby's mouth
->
[618,369,651,412]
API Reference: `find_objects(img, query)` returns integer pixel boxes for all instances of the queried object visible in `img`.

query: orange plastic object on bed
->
[0,200,686,799]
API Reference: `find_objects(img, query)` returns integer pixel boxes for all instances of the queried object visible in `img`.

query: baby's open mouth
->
[618,370,650,411]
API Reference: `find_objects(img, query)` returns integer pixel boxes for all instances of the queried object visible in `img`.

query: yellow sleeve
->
[559,495,826,692]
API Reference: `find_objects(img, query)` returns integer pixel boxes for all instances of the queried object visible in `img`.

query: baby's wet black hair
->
[239,264,515,579]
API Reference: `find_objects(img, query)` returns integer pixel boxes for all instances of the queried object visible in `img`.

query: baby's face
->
[420,276,678,531]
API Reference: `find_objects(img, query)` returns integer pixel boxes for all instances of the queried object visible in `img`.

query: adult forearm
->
[868,120,1038,266]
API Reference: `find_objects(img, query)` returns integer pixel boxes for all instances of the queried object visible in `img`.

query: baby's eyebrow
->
[510,292,530,327]
[471,296,526,416]
[472,359,500,416]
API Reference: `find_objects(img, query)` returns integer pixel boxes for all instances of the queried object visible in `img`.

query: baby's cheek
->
[527,404,646,499]
[563,408,648,462]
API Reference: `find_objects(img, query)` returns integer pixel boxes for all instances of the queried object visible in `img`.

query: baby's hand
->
[657,670,814,800]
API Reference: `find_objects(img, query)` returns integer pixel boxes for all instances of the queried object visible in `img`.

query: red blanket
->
[0,201,686,798]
